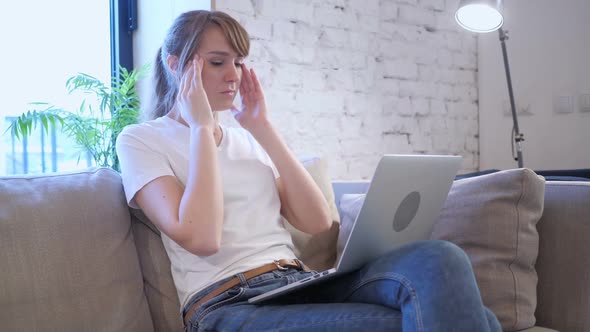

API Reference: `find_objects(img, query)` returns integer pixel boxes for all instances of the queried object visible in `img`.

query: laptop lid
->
[335,154,462,273]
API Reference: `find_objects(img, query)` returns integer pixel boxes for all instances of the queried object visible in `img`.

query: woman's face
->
[196,26,244,111]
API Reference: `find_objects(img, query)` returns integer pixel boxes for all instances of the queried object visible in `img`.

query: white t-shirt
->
[116,116,297,309]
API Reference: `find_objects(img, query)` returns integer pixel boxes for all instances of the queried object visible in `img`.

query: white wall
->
[479,0,590,170]
[215,0,481,180]
[133,0,211,115]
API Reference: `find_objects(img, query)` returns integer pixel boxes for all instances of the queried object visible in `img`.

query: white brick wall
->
[216,0,478,180]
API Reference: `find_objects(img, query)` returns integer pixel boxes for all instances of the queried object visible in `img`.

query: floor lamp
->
[455,0,524,168]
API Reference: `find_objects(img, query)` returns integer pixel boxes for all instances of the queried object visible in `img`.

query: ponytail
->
[151,47,175,120]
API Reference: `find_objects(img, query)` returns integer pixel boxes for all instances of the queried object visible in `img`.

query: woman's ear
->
[166,54,180,76]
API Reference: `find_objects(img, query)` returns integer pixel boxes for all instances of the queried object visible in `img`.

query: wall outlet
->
[579,94,590,113]
[553,95,574,114]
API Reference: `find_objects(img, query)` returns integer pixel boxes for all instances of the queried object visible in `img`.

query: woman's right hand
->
[176,56,214,129]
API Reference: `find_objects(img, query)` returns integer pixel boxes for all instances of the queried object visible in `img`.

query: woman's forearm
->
[178,126,224,255]
[251,121,332,234]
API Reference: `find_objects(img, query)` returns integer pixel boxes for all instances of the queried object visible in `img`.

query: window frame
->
[110,0,137,74]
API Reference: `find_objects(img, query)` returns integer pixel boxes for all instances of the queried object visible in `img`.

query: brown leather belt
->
[183,259,306,326]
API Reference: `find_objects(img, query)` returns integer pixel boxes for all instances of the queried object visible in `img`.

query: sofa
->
[0,164,589,332]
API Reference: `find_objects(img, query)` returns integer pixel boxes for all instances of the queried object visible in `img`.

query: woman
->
[116,10,501,332]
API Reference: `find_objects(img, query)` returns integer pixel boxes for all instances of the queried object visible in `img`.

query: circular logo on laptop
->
[392,191,421,232]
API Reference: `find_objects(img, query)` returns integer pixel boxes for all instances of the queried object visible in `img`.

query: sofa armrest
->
[332,181,370,217]
[535,181,590,332]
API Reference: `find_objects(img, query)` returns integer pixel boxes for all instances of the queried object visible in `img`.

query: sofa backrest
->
[535,181,590,332]
[0,168,154,331]
[130,209,184,331]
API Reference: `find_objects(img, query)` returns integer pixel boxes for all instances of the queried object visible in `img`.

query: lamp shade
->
[455,0,504,33]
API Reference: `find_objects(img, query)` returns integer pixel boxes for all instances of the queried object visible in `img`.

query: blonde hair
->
[150,10,249,119]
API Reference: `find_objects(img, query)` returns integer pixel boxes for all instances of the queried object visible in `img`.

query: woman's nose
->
[225,64,239,82]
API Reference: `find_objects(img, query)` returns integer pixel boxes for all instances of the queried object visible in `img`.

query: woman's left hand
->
[231,64,270,133]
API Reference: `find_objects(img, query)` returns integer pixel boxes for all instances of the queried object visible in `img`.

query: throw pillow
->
[337,168,545,331]
[431,168,545,331]
[282,156,341,271]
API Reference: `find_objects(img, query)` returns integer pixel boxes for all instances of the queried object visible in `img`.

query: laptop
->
[248,154,462,304]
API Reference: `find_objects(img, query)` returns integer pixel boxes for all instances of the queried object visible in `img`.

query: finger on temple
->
[177,74,185,98]
[250,69,261,92]
[182,59,193,74]
[240,63,253,92]
[179,61,191,95]
[196,56,204,69]
[240,62,249,73]
[239,81,246,96]
[186,61,196,87]
[193,59,203,86]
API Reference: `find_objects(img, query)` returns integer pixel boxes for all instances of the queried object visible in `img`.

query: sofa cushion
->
[430,168,545,331]
[0,168,153,331]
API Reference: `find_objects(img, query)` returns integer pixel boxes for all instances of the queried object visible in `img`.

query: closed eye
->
[209,60,243,68]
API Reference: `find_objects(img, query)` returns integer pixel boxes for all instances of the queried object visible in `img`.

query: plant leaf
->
[5,63,149,170]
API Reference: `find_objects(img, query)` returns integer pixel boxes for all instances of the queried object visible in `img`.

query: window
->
[0,0,135,175]
[3,116,93,174]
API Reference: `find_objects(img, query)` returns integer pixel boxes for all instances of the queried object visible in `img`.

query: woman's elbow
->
[319,202,334,232]
[176,212,223,256]
[179,235,221,256]
[185,241,220,257]
[310,210,333,234]
[319,215,334,233]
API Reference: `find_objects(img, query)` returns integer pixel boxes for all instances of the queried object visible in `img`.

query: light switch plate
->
[579,94,590,113]
[553,95,574,114]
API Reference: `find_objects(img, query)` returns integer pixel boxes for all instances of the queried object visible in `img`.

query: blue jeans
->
[183,240,501,332]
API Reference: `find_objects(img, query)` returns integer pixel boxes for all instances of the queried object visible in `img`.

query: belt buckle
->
[273,260,288,271]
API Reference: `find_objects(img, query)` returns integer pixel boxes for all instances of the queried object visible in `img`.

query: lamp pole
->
[498,28,524,168]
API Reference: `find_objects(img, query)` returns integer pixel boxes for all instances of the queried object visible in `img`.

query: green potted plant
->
[7,65,147,172]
